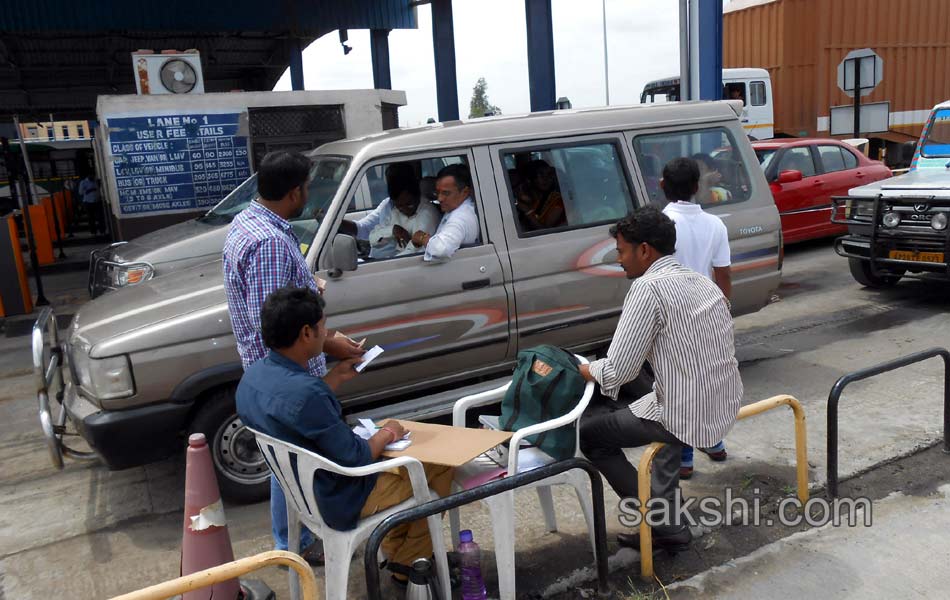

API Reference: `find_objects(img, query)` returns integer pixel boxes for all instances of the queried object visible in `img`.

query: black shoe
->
[617,528,691,553]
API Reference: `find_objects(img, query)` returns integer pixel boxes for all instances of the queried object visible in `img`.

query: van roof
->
[315,100,741,159]
[935,100,950,110]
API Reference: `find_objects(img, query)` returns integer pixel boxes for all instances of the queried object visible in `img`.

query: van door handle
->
[462,278,491,290]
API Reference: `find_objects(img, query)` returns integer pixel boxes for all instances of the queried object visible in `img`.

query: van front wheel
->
[189,387,270,504]
[848,258,903,288]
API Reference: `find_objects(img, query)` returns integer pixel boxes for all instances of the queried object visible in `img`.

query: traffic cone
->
[181,433,241,600]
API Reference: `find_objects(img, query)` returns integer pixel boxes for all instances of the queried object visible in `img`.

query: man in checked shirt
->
[223,151,364,561]
[579,206,742,552]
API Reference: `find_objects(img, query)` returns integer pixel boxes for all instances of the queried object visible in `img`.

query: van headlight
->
[932,213,948,231]
[71,350,135,400]
[112,263,154,287]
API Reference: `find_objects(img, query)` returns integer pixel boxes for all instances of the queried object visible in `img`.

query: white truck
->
[641,68,774,140]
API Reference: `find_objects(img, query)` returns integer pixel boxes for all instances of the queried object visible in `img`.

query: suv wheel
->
[848,258,903,288]
[189,387,270,503]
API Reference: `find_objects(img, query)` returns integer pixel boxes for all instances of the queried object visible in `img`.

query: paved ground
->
[2,238,949,599]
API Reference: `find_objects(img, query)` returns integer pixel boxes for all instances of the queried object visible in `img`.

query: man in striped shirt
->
[223,151,363,559]
[579,206,742,550]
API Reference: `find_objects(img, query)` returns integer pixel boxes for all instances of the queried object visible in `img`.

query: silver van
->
[36,101,781,501]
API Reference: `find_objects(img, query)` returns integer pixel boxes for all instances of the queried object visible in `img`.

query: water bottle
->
[458,529,488,600]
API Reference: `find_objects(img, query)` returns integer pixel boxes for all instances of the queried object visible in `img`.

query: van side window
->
[500,142,635,236]
[749,81,767,106]
[633,127,754,207]
[343,154,481,261]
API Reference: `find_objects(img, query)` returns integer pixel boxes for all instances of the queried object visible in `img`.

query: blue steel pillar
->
[289,38,305,91]
[431,0,459,122]
[697,0,723,101]
[524,0,556,112]
[370,29,392,90]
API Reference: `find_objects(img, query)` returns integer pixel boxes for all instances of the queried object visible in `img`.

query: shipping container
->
[724,0,950,166]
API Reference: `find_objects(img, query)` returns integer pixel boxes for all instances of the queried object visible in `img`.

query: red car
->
[752,138,892,244]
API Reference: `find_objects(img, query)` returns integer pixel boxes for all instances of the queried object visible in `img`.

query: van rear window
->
[633,127,753,208]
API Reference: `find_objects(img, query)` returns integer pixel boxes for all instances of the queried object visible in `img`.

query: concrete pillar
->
[289,38,305,91]
[370,29,392,90]
[431,0,459,122]
[697,0,723,101]
[525,0,556,112]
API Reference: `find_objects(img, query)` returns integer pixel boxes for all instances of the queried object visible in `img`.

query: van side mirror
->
[776,169,803,184]
[328,234,358,277]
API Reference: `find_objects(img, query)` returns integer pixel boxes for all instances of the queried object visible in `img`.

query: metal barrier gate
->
[637,394,808,581]
[363,456,610,600]
[827,347,950,498]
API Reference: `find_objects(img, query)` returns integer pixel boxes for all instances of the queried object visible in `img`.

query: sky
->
[273,1,685,127]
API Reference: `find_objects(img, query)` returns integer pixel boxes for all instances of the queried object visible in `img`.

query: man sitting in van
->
[339,162,441,259]
[409,164,479,260]
[236,286,454,586]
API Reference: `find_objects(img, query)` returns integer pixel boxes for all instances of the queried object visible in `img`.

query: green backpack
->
[500,345,587,461]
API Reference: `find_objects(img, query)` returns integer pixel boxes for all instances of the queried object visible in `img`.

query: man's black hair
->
[661,157,701,202]
[385,162,421,200]
[257,151,311,202]
[609,206,677,256]
[260,286,325,350]
[435,163,472,191]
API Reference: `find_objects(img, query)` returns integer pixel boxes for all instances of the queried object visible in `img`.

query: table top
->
[381,419,513,467]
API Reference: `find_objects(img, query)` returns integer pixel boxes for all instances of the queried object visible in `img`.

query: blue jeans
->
[680,441,726,467]
[271,475,315,551]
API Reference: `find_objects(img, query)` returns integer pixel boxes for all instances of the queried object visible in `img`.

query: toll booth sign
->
[108,113,251,216]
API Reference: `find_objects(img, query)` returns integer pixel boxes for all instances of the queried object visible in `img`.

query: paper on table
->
[355,345,384,372]
[353,418,412,451]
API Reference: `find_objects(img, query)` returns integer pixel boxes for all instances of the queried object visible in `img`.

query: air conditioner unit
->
[132,51,205,95]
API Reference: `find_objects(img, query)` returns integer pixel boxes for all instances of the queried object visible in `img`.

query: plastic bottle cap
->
[459,529,473,543]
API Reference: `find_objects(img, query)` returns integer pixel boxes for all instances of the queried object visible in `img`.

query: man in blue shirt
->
[236,286,453,584]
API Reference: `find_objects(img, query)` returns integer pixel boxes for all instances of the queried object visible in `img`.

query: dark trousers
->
[85,201,103,235]
[580,381,685,533]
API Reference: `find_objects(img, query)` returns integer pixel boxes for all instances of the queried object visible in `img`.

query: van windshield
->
[921,109,950,157]
[199,156,351,245]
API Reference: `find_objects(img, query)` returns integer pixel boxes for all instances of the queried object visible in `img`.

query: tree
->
[469,77,502,118]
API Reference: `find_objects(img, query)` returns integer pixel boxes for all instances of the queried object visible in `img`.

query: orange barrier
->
[53,192,68,231]
[1,216,33,316]
[64,189,75,220]
[27,205,55,265]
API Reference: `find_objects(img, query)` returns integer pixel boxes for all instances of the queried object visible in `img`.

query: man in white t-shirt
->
[660,156,732,478]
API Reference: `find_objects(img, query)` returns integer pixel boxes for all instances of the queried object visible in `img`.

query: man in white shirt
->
[340,163,440,259]
[410,164,479,261]
[660,156,732,479]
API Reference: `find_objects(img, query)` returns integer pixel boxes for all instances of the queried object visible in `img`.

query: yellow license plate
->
[888,250,945,263]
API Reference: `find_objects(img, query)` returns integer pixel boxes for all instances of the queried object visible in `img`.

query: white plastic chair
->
[249,428,451,600]
[448,354,596,600]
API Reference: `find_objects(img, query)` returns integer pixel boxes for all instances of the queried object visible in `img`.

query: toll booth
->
[95,89,406,240]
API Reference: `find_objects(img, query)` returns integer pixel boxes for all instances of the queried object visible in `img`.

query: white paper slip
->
[352,419,412,451]
[355,345,385,372]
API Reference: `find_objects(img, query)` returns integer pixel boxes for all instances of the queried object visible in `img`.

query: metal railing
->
[109,550,319,600]
[32,306,96,468]
[827,348,950,498]
[363,456,610,600]
[637,394,808,581]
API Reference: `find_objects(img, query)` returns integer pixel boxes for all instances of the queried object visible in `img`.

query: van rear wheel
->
[189,387,270,504]
[848,258,903,288]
